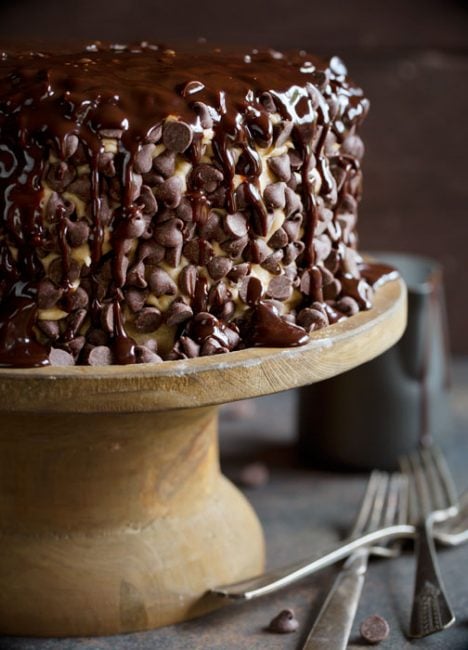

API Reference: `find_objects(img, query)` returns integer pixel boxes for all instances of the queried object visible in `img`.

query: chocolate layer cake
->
[0,42,377,367]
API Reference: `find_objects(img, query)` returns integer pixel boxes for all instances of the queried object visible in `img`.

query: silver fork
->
[211,475,414,600]
[301,472,407,650]
[400,446,459,638]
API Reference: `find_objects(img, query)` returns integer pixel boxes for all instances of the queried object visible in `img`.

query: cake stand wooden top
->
[0,277,406,414]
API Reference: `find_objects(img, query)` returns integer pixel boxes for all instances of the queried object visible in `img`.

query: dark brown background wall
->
[0,0,467,351]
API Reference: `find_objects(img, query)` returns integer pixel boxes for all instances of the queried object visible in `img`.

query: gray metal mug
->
[298,252,451,470]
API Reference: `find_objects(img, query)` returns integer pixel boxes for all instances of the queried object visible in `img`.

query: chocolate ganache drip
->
[0,42,388,367]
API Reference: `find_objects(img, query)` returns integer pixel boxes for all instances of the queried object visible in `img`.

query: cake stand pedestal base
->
[0,408,264,636]
[0,278,407,637]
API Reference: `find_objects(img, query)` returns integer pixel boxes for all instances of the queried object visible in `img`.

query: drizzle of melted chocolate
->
[0,42,370,367]
[0,282,49,367]
[246,301,309,347]
[359,261,399,288]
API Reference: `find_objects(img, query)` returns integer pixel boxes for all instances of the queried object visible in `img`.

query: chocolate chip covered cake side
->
[0,42,382,368]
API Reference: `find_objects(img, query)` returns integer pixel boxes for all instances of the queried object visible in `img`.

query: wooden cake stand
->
[0,277,406,637]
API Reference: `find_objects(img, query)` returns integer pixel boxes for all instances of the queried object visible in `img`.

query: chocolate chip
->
[129,173,143,202]
[267,609,299,634]
[67,335,86,357]
[336,296,359,316]
[176,197,194,222]
[297,307,328,332]
[283,214,303,242]
[323,278,342,300]
[324,248,340,273]
[166,301,193,326]
[162,120,193,153]
[288,150,303,171]
[342,134,365,160]
[200,210,226,241]
[146,123,163,144]
[208,282,229,313]
[124,288,148,313]
[220,300,235,320]
[200,336,228,356]
[48,257,81,285]
[137,185,158,216]
[179,335,200,358]
[225,212,248,238]
[268,227,289,249]
[37,319,60,340]
[273,119,293,147]
[147,267,177,296]
[300,268,323,299]
[360,615,390,644]
[135,345,162,363]
[152,149,176,178]
[100,303,114,333]
[66,219,90,248]
[115,212,147,241]
[153,176,183,209]
[191,163,223,193]
[178,264,198,297]
[267,153,291,182]
[183,238,214,265]
[261,249,284,274]
[125,261,147,288]
[45,192,75,223]
[49,348,75,366]
[67,176,91,202]
[66,308,87,337]
[320,266,334,286]
[327,218,342,242]
[38,279,63,309]
[242,239,271,264]
[46,161,76,192]
[61,133,79,160]
[227,262,250,282]
[207,256,233,281]
[134,306,162,332]
[165,242,183,268]
[266,275,292,301]
[284,187,302,217]
[263,182,286,210]
[192,101,214,129]
[239,275,263,305]
[234,182,249,210]
[313,234,332,263]
[138,240,166,264]
[153,218,184,247]
[87,345,113,366]
[134,143,156,174]
[98,195,113,225]
[64,287,89,311]
[283,241,305,266]
[238,462,269,488]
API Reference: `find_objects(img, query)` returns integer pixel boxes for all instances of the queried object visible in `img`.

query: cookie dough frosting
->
[0,42,382,367]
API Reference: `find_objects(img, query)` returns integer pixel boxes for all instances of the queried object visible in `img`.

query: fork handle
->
[409,521,456,637]
[302,548,369,650]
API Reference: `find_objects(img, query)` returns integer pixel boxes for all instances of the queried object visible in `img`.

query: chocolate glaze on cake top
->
[0,42,378,368]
